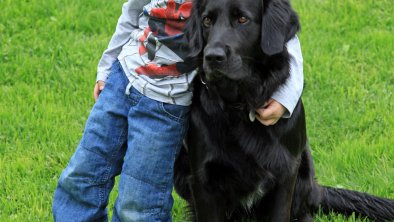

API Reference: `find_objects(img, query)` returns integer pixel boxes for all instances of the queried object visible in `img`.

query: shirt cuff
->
[96,71,109,83]
[271,93,298,118]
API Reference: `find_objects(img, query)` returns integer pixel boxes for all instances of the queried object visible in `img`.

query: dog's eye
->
[202,17,212,27]
[238,16,249,24]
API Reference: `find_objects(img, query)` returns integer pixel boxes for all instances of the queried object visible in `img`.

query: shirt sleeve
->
[271,35,304,118]
[96,0,150,82]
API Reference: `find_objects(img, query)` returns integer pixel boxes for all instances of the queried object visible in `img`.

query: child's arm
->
[94,0,150,100]
[255,36,304,125]
[96,0,150,83]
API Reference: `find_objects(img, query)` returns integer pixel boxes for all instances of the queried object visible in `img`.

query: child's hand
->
[255,99,286,126]
[93,80,105,101]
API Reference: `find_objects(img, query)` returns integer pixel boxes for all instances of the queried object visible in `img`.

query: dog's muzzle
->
[203,47,228,80]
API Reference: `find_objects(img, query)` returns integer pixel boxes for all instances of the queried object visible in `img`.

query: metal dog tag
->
[249,110,256,122]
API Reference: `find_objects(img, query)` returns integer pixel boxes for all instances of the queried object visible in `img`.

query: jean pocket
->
[159,102,190,122]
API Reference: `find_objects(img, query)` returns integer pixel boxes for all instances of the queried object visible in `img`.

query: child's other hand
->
[93,80,105,101]
[255,99,286,126]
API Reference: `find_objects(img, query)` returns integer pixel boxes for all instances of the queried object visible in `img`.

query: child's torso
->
[118,0,196,106]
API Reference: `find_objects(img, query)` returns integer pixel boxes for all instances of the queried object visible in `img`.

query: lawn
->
[0,0,393,221]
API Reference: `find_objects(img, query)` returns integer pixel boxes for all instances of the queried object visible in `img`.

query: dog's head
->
[186,0,299,81]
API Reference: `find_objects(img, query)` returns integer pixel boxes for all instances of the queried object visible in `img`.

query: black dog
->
[173,0,394,221]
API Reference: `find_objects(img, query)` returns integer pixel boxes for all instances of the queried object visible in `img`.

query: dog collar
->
[198,73,256,122]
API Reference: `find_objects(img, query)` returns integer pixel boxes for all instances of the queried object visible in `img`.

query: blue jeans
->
[52,61,190,221]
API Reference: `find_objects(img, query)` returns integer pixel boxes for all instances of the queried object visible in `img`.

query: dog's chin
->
[203,63,248,82]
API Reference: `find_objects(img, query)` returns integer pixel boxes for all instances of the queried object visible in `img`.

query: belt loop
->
[125,82,133,95]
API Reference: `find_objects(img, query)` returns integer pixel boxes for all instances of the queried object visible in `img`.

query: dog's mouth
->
[202,68,226,81]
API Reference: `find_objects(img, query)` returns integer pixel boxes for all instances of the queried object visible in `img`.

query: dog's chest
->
[240,181,267,210]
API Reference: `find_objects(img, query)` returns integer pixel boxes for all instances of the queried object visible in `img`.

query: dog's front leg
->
[190,180,226,222]
[267,165,300,222]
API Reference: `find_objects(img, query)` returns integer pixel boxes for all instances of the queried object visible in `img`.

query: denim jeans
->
[52,61,190,222]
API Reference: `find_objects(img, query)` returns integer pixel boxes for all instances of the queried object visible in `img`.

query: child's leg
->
[52,61,131,222]
[112,87,190,222]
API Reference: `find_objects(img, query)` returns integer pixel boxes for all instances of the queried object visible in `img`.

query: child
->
[52,0,304,221]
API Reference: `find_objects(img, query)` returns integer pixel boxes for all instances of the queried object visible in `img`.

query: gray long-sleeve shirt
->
[97,0,304,116]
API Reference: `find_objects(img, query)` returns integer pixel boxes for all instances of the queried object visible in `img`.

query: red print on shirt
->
[136,64,181,77]
[135,1,193,77]
[150,0,192,36]
[138,28,151,55]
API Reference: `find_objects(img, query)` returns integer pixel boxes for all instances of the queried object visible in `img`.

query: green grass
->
[0,0,393,221]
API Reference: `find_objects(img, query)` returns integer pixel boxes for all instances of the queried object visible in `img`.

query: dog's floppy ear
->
[185,0,204,58]
[261,0,300,56]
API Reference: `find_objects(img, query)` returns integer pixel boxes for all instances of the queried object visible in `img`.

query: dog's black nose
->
[204,48,226,64]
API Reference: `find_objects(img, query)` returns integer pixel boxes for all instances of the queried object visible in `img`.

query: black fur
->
[174,0,394,221]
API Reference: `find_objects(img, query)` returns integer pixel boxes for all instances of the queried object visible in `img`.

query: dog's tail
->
[320,186,394,221]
